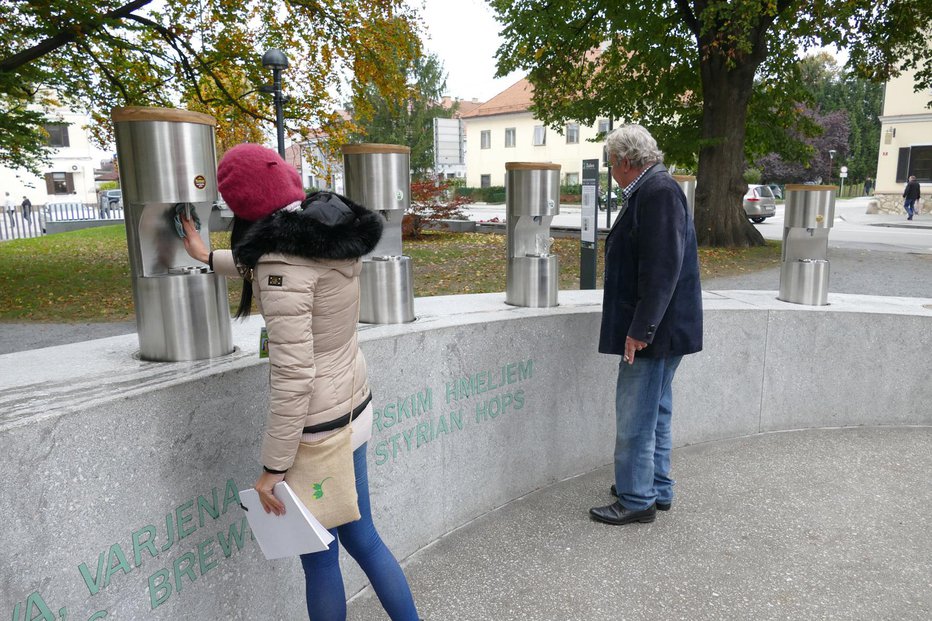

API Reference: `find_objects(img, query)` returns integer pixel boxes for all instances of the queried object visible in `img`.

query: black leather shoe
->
[589,501,656,525]
[610,484,671,511]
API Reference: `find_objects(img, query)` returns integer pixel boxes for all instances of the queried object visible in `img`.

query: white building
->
[0,104,109,207]
[460,78,611,188]
[874,68,932,212]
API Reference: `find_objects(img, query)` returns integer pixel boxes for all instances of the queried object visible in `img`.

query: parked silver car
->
[743,185,776,223]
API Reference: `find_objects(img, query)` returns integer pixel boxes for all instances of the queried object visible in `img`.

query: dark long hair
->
[230,216,255,319]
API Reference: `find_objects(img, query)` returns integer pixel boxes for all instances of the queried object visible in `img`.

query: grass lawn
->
[0,225,781,322]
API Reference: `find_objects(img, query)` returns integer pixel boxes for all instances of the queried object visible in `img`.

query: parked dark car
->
[598,188,619,211]
[98,189,122,218]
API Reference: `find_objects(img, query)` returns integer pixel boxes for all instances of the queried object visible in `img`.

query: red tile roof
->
[459,79,533,118]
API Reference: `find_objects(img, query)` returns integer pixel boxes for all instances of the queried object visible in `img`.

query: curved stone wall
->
[1,289,930,620]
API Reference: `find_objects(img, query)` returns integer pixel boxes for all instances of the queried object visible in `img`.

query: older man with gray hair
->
[589,124,703,526]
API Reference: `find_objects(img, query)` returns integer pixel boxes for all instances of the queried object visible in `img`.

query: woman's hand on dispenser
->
[180,213,210,263]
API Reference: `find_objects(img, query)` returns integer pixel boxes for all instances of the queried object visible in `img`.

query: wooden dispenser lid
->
[784,184,838,191]
[111,106,217,126]
[342,143,411,155]
[505,162,561,171]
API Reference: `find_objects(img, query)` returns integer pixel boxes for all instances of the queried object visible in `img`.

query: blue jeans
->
[613,356,683,511]
[300,444,418,621]
[904,198,916,217]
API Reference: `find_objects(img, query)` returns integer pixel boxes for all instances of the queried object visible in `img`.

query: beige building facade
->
[461,79,611,188]
[874,69,932,213]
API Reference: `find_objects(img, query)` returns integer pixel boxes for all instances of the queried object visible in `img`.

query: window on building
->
[598,119,610,135]
[43,124,70,148]
[45,172,74,195]
[480,130,491,149]
[480,174,492,188]
[566,123,579,144]
[897,146,932,183]
[533,125,546,146]
[505,127,516,148]
[565,172,580,186]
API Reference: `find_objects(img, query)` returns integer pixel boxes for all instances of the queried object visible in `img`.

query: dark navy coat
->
[598,164,703,358]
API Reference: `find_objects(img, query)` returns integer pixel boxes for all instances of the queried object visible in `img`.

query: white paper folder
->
[240,482,334,560]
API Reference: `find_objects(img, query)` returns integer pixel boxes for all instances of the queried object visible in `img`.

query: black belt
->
[302,392,372,434]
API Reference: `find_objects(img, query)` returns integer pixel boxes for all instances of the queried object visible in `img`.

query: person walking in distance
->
[21,196,32,226]
[903,175,920,220]
[589,124,703,526]
[179,144,420,620]
[4,192,16,228]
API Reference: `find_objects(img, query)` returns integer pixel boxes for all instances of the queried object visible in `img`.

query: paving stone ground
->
[348,427,932,621]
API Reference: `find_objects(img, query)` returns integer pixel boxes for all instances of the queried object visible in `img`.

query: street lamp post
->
[260,49,289,158]
[828,149,836,186]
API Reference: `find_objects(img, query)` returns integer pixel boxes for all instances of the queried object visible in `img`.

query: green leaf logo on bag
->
[312,477,333,500]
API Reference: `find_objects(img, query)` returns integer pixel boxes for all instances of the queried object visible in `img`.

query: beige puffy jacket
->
[212,192,382,471]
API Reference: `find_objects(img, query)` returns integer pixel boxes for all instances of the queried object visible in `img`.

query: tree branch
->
[674,0,700,37]
[0,0,153,74]
[77,39,130,102]
[125,13,275,124]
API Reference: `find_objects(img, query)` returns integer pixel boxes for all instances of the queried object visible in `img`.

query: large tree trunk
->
[693,49,766,247]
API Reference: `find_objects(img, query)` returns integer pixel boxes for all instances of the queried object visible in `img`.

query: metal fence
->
[0,203,125,242]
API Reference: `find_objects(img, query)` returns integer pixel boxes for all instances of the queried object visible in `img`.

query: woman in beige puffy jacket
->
[181,143,418,621]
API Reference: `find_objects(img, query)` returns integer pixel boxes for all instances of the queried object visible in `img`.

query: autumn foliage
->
[0,0,422,173]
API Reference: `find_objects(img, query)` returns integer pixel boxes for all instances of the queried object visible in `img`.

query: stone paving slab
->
[347,427,932,621]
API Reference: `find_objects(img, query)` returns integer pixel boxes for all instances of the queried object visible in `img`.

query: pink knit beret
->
[217,143,305,221]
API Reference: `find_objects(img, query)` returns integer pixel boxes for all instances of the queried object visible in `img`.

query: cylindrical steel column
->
[342,144,415,324]
[505,162,560,307]
[778,184,836,306]
[112,107,233,361]
[673,175,696,219]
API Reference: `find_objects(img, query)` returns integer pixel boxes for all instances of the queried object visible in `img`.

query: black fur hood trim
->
[234,191,383,268]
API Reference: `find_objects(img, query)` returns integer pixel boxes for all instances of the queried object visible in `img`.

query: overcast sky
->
[415,0,524,103]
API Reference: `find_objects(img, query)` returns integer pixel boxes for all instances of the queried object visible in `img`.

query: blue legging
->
[300,443,418,621]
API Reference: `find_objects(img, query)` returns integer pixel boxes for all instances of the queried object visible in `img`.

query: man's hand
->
[623,336,648,365]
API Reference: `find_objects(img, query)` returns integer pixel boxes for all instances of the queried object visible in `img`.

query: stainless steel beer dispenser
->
[505,162,560,307]
[673,175,696,219]
[112,107,233,361]
[778,184,836,306]
[342,143,416,324]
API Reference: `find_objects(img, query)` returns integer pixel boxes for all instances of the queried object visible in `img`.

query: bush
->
[404,178,472,239]
[457,186,506,203]
[483,187,506,203]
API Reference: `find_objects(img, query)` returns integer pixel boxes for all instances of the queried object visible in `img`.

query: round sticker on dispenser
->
[193,175,207,190]
[547,199,555,209]
[816,214,824,224]
[395,190,404,202]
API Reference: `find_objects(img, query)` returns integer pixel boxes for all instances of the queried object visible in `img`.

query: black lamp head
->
[262,49,289,69]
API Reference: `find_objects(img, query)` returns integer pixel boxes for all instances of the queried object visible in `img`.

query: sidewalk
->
[347,426,932,620]
[834,198,932,229]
